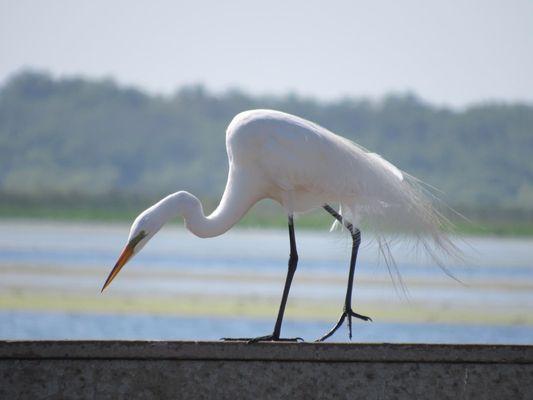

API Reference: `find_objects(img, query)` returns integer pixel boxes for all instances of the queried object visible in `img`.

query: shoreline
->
[1,290,532,327]
[1,213,533,237]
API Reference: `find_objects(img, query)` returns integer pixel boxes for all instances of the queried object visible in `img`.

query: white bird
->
[101,109,458,342]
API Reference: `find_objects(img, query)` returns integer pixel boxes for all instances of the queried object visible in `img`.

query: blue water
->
[1,220,533,343]
[1,221,532,282]
[3,247,533,280]
[1,311,532,344]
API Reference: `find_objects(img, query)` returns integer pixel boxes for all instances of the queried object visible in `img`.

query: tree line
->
[1,71,532,216]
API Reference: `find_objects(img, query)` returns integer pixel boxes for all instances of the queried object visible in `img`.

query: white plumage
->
[102,109,459,341]
[226,110,455,258]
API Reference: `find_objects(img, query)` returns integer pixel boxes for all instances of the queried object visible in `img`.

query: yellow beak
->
[101,242,134,292]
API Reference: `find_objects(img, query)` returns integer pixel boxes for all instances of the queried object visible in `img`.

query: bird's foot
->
[222,334,304,343]
[316,308,372,342]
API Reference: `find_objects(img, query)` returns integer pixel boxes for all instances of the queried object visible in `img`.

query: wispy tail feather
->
[338,171,464,287]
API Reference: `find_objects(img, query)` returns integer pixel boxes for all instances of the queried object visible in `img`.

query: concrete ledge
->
[2,341,533,399]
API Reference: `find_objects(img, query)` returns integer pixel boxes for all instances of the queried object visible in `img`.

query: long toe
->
[317,309,371,341]
[248,335,304,343]
[248,334,277,343]
[222,335,304,343]
[349,310,372,322]
[316,313,346,342]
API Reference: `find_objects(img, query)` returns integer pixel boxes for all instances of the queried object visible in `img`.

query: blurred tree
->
[0,70,532,213]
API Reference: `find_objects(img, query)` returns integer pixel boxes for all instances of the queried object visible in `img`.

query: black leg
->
[272,214,299,337]
[317,205,372,342]
[222,215,303,343]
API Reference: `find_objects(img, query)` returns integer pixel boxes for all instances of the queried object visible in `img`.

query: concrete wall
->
[1,341,532,399]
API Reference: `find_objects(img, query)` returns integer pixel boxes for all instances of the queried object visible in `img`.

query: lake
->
[1,219,532,343]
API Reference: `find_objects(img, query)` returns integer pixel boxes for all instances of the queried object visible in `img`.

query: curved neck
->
[159,170,260,238]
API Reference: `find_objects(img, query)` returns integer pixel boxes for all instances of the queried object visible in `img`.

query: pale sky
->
[1,0,532,107]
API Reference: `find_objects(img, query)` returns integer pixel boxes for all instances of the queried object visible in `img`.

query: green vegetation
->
[2,198,533,236]
[1,70,532,234]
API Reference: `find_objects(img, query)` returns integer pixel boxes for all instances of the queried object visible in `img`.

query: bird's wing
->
[366,153,404,181]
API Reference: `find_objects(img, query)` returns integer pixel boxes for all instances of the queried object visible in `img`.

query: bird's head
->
[101,207,164,292]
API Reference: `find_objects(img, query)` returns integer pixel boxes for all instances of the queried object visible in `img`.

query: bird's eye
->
[130,231,147,248]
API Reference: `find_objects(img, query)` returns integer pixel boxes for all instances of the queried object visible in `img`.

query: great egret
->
[101,109,458,342]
